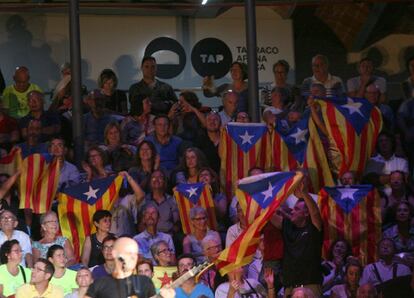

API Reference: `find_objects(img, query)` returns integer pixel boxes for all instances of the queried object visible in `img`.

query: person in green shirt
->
[2,66,42,118]
[47,244,77,296]
[0,239,31,297]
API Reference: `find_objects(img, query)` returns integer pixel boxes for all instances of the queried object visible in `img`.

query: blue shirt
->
[83,112,116,145]
[58,161,80,191]
[145,134,182,171]
[19,111,61,142]
[175,283,214,298]
[16,142,48,158]
[133,230,175,262]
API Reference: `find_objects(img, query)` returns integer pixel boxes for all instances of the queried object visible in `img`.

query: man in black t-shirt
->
[86,237,174,298]
[270,178,323,297]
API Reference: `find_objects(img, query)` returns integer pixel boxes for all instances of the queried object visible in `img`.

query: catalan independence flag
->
[316,97,382,178]
[215,171,302,275]
[0,147,22,176]
[318,185,381,265]
[19,153,60,214]
[173,182,217,234]
[219,122,269,200]
[58,175,123,259]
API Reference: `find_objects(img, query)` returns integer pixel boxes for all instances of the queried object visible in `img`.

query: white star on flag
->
[83,186,99,200]
[337,188,359,201]
[186,187,198,198]
[343,98,364,117]
[290,128,308,144]
[239,130,254,144]
[261,182,274,203]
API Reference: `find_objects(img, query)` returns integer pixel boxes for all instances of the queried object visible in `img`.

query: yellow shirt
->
[2,83,42,118]
[15,283,64,298]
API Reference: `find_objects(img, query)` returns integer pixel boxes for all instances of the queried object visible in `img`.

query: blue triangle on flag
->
[176,182,205,204]
[323,185,373,214]
[61,176,117,205]
[238,172,295,209]
[276,110,310,164]
[227,123,267,153]
[327,97,373,135]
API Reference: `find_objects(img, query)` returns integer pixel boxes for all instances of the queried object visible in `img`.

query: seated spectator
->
[129,56,177,115]
[301,54,345,98]
[0,240,31,297]
[83,91,116,146]
[33,211,76,266]
[330,259,363,298]
[383,201,414,254]
[360,238,411,287]
[338,171,356,186]
[0,173,26,231]
[364,84,394,131]
[16,258,64,298]
[110,171,145,237]
[2,66,42,119]
[128,140,159,193]
[173,147,208,185]
[98,69,128,115]
[121,96,155,146]
[47,244,77,296]
[100,122,136,172]
[217,91,239,127]
[81,210,113,267]
[202,61,248,113]
[175,253,214,298]
[0,210,32,267]
[291,287,317,298]
[322,239,352,296]
[347,57,387,103]
[91,235,117,280]
[0,102,19,150]
[137,259,154,279]
[49,62,72,112]
[151,240,176,267]
[19,90,60,142]
[81,146,113,182]
[267,86,291,119]
[226,202,247,247]
[145,115,183,173]
[356,283,377,298]
[397,90,414,170]
[183,206,221,264]
[235,111,250,123]
[215,266,267,298]
[401,55,414,101]
[140,169,180,235]
[65,267,94,298]
[134,203,175,262]
[48,137,80,191]
[15,119,48,158]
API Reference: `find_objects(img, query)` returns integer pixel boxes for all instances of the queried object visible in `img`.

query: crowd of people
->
[0,53,414,298]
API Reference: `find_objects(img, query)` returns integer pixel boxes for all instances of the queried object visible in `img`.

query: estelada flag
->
[219,122,269,200]
[318,185,381,265]
[19,153,60,214]
[316,97,382,178]
[0,147,22,176]
[215,171,302,275]
[173,182,217,234]
[58,175,123,259]
[152,266,177,290]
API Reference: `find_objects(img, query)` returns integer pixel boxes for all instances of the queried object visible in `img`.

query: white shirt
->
[225,222,243,248]
[0,230,32,267]
[369,154,409,175]
[360,260,411,286]
[347,75,387,94]
[215,279,267,298]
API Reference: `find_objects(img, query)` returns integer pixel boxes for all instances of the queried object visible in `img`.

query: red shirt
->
[263,222,284,261]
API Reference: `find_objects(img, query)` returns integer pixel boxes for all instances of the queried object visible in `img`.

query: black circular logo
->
[144,37,186,79]
[191,38,232,79]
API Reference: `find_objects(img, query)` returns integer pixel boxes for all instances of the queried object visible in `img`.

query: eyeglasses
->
[158,248,173,255]
[206,244,221,252]
[33,266,47,273]
[103,245,114,251]
[43,220,58,225]
[0,216,16,222]
[192,216,207,221]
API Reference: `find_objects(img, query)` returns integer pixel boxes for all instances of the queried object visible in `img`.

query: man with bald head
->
[2,66,42,118]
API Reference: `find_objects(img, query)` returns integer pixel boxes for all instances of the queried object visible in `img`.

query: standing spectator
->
[98,69,128,115]
[397,89,414,170]
[347,57,387,103]
[302,55,345,98]
[137,259,154,279]
[0,240,31,297]
[65,267,94,298]
[401,55,414,101]
[19,90,61,142]
[91,235,117,280]
[217,91,239,127]
[15,119,48,158]
[81,210,113,267]
[47,244,77,296]
[364,84,394,131]
[203,62,248,113]
[15,258,64,298]
[49,62,72,112]
[129,56,177,115]
[173,147,207,185]
[145,115,183,173]
[0,211,32,267]
[2,66,42,119]
[81,146,113,182]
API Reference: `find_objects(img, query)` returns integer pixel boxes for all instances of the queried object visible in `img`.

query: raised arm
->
[295,178,322,231]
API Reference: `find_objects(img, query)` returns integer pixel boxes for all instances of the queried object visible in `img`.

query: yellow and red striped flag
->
[58,175,123,259]
[0,147,22,176]
[318,185,381,265]
[173,182,217,234]
[316,97,382,178]
[19,153,60,214]
[215,171,302,275]
[219,122,269,200]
